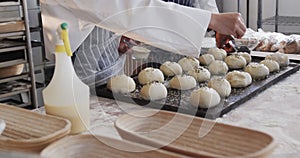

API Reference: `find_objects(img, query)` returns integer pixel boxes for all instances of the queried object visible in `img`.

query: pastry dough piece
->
[226,71,252,88]
[238,52,252,64]
[207,48,227,60]
[138,67,164,85]
[244,63,270,80]
[178,56,200,72]
[208,60,229,76]
[190,87,221,108]
[208,77,231,98]
[224,54,247,69]
[265,52,290,67]
[260,59,280,73]
[169,75,197,90]
[199,54,215,66]
[187,67,211,82]
[160,61,182,76]
[140,82,167,100]
[107,74,136,93]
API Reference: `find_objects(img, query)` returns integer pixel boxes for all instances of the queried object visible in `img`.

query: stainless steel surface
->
[0,1,20,7]
[258,0,300,33]
[0,73,29,84]
[0,46,26,53]
[0,17,22,23]
[0,59,26,68]
[0,31,24,38]
[262,16,300,26]
[21,0,38,108]
[0,88,30,98]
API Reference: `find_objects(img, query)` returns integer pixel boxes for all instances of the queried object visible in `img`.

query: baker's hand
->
[118,36,130,55]
[209,12,246,39]
[215,32,235,53]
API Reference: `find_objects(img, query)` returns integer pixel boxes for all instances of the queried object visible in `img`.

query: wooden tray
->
[0,103,71,153]
[0,21,24,34]
[41,134,188,158]
[115,109,276,158]
[0,64,24,78]
[96,59,300,119]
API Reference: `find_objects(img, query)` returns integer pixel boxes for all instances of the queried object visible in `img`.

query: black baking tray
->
[96,58,300,119]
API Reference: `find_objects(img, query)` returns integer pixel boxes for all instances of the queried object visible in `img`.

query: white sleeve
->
[45,0,213,57]
[193,0,219,13]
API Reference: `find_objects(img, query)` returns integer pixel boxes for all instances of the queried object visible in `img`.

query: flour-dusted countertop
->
[217,71,300,158]
[36,71,300,157]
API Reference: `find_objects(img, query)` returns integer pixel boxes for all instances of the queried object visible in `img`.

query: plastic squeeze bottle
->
[43,23,90,134]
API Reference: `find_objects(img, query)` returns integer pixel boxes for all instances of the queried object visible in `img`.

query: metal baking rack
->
[257,0,300,34]
[0,0,38,108]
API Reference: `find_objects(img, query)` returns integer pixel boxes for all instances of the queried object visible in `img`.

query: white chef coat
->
[41,0,218,59]
[41,0,218,86]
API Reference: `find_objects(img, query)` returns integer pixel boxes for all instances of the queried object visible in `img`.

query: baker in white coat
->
[41,0,246,86]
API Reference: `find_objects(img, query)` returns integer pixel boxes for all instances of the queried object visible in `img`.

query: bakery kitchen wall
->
[223,0,300,33]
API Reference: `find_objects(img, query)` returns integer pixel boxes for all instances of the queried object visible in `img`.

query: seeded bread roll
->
[244,62,270,80]
[138,67,164,85]
[140,82,167,100]
[208,77,231,98]
[160,61,182,76]
[207,47,227,60]
[169,75,197,90]
[238,52,252,64]
[226,71,252,88]
[178,56,200,72]
[224,54,247,69]
[199,54,215,66]
[190,87,221,108]
[260,59,280,73]
[187,67,211,82]
[208,60,229,76]
[265,52,290,67]
[107,74,136,93]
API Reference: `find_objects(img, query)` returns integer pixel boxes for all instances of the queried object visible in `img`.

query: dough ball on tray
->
[187,67,211,83]
[207,47,227,60]
[160,61,182,77]
[107,74,136,93]
[244,62,270,80]
[265,52,290,67]
[140,82,167,100]
[208,77,231,98]
[238,52,252,64]
[190,87,221,108]
[178,56,200,72]
[260,59,280,73]
[225,71,252,88]
[138,67,164,85]
[208,60,229,76]
[199,54,215,66]
[169,75,197,90]
[224,54,247,70]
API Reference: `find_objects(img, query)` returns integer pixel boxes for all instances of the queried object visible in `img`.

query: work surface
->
[36,70,300,157]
